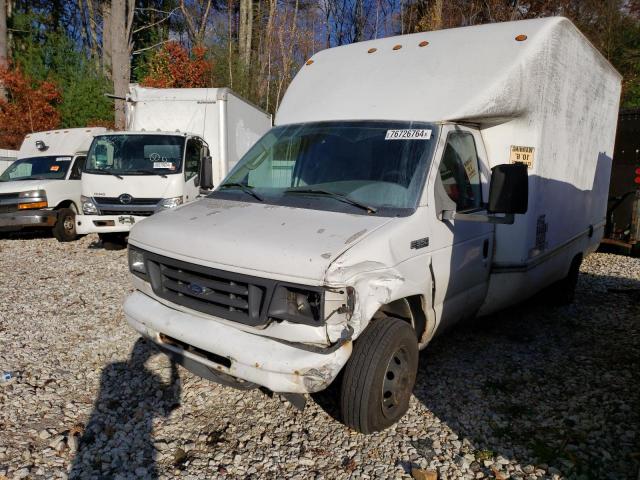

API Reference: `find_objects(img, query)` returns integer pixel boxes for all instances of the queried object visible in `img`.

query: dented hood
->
[129,198,394,283]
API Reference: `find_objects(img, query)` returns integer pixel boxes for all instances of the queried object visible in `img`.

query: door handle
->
[483,239,489,258]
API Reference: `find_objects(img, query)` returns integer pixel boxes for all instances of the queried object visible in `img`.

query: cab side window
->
[69,156,86,180]
[438,132,482,211]
[185,138,202,182]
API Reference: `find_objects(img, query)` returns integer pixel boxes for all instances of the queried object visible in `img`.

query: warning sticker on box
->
[385,129,432,140]
[153,162,173,169]
[509,145,535,169]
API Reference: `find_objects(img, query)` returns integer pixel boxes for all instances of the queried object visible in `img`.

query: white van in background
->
[0,128,106,241]
[0,149,18,175]
[75,87,272,247]
[122,18,621,432]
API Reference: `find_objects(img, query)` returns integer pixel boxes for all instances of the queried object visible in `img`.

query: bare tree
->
[239,0,253,66]
[0,0,7,100]
[179,0,213,46]
[111,0,135,129]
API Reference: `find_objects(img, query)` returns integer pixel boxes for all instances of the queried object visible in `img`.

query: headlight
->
[81,195,99,215]
[268,285,324,325]
[128,247,146,275]
[19,189,46,199]
[155,196,183,212]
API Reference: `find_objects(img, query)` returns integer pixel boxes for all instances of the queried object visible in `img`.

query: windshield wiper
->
[85,169,123,180]
[284,188,377,214]
[129,169,168,178]
[218,182,264,202]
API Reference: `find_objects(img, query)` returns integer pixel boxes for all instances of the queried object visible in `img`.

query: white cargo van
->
[123,17,621,432]
[75,86,272,247]
[0,128,106,241]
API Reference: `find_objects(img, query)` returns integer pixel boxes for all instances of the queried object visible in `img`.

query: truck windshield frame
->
[213,120,439,217]
[84,134,186,176]
[0,156,72,181]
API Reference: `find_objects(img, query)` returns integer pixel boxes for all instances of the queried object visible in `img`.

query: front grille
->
[95,197,161,206]
[0,205,18,214]
[101,209,155,217]
[144,251,275,327]
[0,193,19,200]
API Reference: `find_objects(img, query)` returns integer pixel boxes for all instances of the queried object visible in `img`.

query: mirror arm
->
[440,210,515,225]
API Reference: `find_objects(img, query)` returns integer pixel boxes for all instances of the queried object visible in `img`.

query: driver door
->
[184,137,203,203]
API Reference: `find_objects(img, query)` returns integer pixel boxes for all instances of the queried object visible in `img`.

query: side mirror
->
[199,156,214,190]
[488,163,528,214]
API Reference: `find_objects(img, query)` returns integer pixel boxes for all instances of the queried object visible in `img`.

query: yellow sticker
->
[463,158,478,179]
[510,145,535,169]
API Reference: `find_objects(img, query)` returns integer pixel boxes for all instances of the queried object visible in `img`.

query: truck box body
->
[126,86,272,185]
[0,149,18,175]
[278,17,621,311]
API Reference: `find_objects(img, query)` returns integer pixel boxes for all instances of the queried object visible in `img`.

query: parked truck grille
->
[100,209,155,217]
[96,197,162,205]
[143,251,275,327]
[0,205,18,214]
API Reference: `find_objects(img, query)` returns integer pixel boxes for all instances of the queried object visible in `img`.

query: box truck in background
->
[75,86,271,247]
[123,17,621,432]
[0,149,18,175]
[0,128,106,241]
[601,108,640,256]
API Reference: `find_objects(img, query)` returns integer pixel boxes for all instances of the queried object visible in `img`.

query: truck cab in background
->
[77,131,212,247]
[0,128,106,241]
[75,86,272,248]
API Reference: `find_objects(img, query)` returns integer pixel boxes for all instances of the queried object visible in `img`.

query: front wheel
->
[340,316,418,433]
[52,208,78,242]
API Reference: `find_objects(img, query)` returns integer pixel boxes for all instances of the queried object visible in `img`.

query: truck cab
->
[76,131,211,247]
[0,128,106,241]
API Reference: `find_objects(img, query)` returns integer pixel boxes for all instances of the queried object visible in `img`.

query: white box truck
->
[75,86,271,247]
[122,17,621,432]
[0,128,106,241]
[0,149,18,175]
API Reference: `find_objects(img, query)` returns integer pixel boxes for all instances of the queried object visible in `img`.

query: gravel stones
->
[0,233,639,479]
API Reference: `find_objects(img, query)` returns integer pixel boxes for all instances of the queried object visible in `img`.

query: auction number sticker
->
[385,129,432,140]
[56,156,72,162]
[153,162,173,169]
[509,145,535,169]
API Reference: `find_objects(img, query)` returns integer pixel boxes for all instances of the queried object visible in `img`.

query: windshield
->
[85,134,185,175]
[215,121,438,216]
[0,156,72,181]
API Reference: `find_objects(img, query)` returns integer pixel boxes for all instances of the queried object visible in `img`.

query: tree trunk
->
[239,0,253,67]
[111,0,130,129]
[102,1,112,77]
[0,0,7,100]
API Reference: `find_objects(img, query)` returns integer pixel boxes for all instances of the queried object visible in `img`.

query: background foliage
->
[0,0,639,148]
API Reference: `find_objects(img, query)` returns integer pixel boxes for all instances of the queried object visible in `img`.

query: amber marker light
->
[305,59,314,65]
[515,34,528,41]
[392,44,402,50]
[419,41,429,47]
[18,201,48,210]
[368,48,377,53]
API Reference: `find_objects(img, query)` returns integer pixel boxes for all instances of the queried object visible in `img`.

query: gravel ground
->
[0,233,638,480]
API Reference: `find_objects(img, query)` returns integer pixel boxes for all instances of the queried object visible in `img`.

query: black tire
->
[98,232,128,250]
[340,316,418,433]
[52,208,77,242]
[551,254,583,305]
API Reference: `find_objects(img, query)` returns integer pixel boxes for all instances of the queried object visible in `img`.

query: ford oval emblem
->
[119,193,133,204]
[188,283,205,295]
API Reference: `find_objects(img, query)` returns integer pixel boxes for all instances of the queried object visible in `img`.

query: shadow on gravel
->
[413,272,640,479]
[69,338,181,479]
[0,229,53,240]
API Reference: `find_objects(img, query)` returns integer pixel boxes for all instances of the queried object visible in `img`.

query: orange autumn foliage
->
[0,67,62,149]
[141,42,213,89]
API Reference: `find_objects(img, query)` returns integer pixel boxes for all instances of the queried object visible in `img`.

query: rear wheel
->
[52,208,77,242]
[98,232,128,250]
[340,316,418,433]
[551,254,583,305]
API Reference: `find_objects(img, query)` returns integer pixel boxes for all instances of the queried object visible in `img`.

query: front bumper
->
[76,214,147,234]
[0,209,57,229]
[124,291,352,393]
